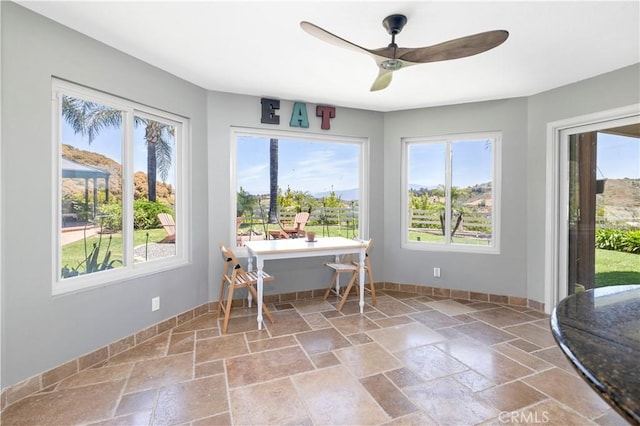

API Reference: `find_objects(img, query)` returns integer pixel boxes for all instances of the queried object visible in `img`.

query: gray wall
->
[525,64,640,302]
[1,2,208,387]
[381,65,639,304]
[206,92,384,299]
[383,98,529,298]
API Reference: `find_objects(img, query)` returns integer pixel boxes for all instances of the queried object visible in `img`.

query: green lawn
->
[596,248,640,287]
[61,229,167,272]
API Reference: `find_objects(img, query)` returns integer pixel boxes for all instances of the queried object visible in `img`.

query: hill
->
[598,178,640,207]
[62,144,173,203]
[597,178,640,222]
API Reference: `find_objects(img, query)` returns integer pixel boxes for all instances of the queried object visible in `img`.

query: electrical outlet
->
[433,267,441,278]
[152,297,160,312]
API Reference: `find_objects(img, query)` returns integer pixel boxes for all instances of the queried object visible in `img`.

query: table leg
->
[246,256,254,308]
[334,254,341,294]
[359,248,365,313]
[256,257,265,330]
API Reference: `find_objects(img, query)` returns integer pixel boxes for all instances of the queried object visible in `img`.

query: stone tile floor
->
[1,291,629,425]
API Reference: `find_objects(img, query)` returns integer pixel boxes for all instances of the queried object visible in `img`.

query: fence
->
[409,209,492,239]
[238,206,360,238]
[241,207,493,240]
[247,206,358,226]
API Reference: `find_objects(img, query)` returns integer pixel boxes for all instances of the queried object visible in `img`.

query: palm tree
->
[62,95,173,202]
[268,138,279,223]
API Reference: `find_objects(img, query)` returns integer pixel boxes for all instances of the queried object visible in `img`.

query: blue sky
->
[237,136,359,195]
[597,132,639,179]
[408,139,494,189]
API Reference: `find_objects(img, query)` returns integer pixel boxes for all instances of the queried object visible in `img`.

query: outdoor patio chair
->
[157,213,175,243]
[323,238,376,311]
[218,243,275,333]
[268,211,310,239]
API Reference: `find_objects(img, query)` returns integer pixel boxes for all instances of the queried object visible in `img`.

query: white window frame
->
[401,132,501,254]
[230,127,369,257]
[52,78,191,295]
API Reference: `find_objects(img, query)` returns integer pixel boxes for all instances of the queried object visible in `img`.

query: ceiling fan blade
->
[394,30,509,64]
[300,21,372,57]
[370,69,393,92]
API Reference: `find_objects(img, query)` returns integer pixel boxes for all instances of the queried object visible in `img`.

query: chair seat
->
[322,239,376,312]
[226,270,274,286]
[269,229,289,239]
[324,262,358,272]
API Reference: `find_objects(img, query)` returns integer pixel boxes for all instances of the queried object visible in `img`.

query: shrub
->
[98,203,123,231]
[596,228,640,254]
[62,193,92,221]
[96,201,173,231]
[134,200,173,230]
[621,230,640,254]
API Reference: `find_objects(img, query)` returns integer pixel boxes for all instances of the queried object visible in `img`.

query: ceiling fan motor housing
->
[383,14,408,35]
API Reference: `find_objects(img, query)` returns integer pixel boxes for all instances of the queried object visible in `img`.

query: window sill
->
[52,257,190,296]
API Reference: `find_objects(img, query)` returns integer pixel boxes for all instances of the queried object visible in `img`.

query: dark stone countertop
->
[551,285,640,425]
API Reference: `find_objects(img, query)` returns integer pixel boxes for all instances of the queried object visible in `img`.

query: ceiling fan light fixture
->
[381,59,403,70]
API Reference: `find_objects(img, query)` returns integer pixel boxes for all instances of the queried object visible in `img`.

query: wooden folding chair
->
[218,243,275,333]
[323,239,376,311]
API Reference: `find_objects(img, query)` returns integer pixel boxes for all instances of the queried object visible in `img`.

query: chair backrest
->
[219,243,252,285]
[294,212,310,231]
[364,238,373,265]
[158,213,176,235]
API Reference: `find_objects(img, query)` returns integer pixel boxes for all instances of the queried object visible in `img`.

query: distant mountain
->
[409,184,436,191]
[313,188,359,201]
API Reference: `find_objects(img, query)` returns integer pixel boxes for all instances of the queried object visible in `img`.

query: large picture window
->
[402,132,501,253]
[53,79,189,294]
[232,129,368,251]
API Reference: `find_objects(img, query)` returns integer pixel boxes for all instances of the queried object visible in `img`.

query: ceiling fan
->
[300,14,509,92]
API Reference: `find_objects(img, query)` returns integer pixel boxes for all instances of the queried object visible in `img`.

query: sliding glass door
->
[566,123,639,295]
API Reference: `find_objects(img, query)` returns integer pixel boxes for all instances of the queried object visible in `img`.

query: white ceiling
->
[17,1,640,112]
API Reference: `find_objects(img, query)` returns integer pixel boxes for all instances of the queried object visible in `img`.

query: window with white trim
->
[402,132,501,253]
[53,79,189,294]
[232,128,368,252]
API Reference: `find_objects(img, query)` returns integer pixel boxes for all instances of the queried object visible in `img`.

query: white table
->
[244,237,368,329]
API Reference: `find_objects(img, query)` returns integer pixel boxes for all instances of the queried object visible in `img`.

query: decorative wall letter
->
[316,106,336,130]
[260,98,280,124]
[289,102,310,128]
